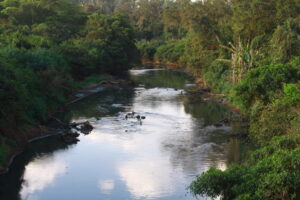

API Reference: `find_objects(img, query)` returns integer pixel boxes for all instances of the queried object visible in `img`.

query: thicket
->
[105,0,300,199]
[0,0,138,166]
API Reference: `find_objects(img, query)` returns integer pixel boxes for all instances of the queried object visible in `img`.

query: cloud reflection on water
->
[98,179,115,194]
[20,154,67,200]
[118,159,174,199]
[2,69,247,200]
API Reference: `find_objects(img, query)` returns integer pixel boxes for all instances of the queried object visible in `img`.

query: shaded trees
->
[0,0,139,165]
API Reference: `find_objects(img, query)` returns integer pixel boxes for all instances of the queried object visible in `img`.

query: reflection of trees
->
[131,70,191,89]
[184,99,232,126]
[65,88,135,121]
[161,98,251,176]
[161,129,224,174]
[161,127,250,176]
[227,138,255,164]
[0,136,71,200]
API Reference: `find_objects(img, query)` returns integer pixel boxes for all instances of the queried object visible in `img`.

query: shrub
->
[154,39,185,63]
[250,83,300,144]
[235,64,300,108]
[203,61,233,94]
[190,137,300,200]
[137,39,165,60]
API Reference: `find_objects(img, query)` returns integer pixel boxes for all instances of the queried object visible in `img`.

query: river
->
[0,69,250,200]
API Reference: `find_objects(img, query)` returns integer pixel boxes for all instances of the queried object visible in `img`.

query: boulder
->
[79,121,93,134]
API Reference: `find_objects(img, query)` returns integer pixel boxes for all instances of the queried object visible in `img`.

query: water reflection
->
[118,159,174,199]
[20,154,67,199]
[0,69,250,200]
[184,100,232,126]
[65,88,135,121]
[98,179,115,194]
[0,136,71,200]
[131,69,192,89]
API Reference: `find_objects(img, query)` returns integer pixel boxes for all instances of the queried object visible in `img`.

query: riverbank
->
[0,77,136,174]
[0,68,252,200]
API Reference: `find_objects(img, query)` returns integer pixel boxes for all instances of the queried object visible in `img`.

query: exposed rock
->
[214,123,223,127]
[69,121,94,134]
[61,131,80,144]
[125,111,135,119]
[79,121,94,135]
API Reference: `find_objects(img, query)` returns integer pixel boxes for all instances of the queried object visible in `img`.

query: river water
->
[0,69,250,200]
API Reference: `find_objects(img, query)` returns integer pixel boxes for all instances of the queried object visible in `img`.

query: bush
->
[0,47,70,72]
[235,64,300,108]
[203,61,233,94]
[190,137,300,200]
[154,39,185,63]
[59,13,139,78]
[137,39,165,60]
[0,47,72,135]
[250,83,300,144]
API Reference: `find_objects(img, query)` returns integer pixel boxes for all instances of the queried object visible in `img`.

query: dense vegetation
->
[0,0,299,199]
[0,0,138,166]
[80,0,299,199]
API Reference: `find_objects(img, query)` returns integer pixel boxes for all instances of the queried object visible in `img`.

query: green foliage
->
[154,40,185,63]
[59,13,138,78]
[203,61,232,94]
[190,137,300,200]
[137,39,164,60]
[0,47,70,72]
[126,0,300,199]
[0,0,87,44]
[270,18,300,63]
[0,48,69,132]
[0,0,139,141]
[282,83,300,104]
[249,83,300,144]
[132,0,165,40]
[0,0,299,197]
[190,168,230,199]
[235,64,300,108]
[178,29,222,75]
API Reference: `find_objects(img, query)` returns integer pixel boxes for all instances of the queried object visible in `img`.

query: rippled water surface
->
[0,69,250,200]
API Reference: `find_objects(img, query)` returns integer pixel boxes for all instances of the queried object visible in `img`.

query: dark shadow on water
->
[64,87,135,121]
[184,100,232,126]
[0,136,71,200]
[130,69,193,89]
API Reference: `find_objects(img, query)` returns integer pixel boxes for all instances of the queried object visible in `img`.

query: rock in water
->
[79,121,94,135]
[214,123,223,127]
[61,131,80,144]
